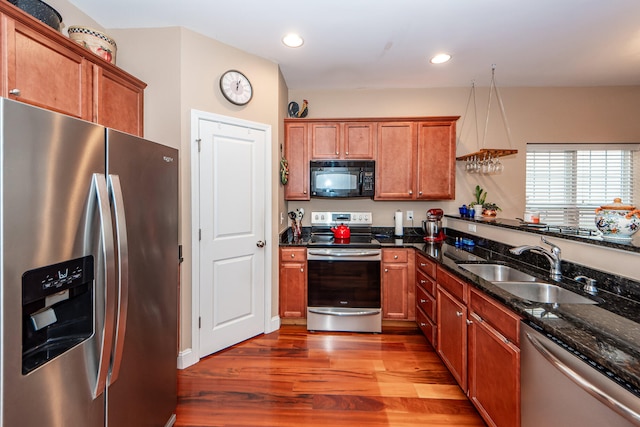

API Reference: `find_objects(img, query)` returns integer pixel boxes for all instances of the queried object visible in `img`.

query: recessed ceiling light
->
[282,33,304,48]
[430,53,451,64]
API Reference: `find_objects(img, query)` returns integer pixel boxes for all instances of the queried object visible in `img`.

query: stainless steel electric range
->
[306,212,382,333]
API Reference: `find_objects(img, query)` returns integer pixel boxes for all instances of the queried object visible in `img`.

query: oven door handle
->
[307,249,381,258]
[308,308,381,317]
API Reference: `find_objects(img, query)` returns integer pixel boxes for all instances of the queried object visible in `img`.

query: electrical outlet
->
[468,224,477,233]
[407,211,414,221]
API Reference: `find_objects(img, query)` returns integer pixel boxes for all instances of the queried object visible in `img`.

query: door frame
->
[187,109,274,367]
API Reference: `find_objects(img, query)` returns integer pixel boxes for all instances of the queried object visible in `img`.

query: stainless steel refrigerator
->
[0,98,179,427]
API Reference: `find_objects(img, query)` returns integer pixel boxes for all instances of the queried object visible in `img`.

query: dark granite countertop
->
[279,227,640,394]
[445,214,640,254]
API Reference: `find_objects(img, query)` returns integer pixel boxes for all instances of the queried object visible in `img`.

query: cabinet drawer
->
[416,253,437,278]
[469,287,521,345]
[383,249,409,263]
[416,307,436,348]
[280,247,307,262]
[437,266,467,302]
[417,284,436,321]
[416,269,436,296]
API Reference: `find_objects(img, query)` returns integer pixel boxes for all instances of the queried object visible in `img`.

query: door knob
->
[256,240,266,248]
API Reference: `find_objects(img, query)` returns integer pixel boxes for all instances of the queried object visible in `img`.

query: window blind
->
[526,143,639,229]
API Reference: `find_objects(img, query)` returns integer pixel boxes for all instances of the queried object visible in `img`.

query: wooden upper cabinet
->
[375,122,416,200]
[93,65,145,136]
[284,121,310,200]
[4,18,91,120]
[416,120,456,200]
[0,2,146,135]
[310,122,375,159]
[343,122,375,159]
[310,122,340,159]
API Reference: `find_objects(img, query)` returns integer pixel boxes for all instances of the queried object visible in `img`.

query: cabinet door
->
[279,249,307,319]
[437,285,467,390]
[375,122,416,200]
[5,19,91,119]
[310,122,340,159]
[468,313,520,427]
[343,122,375,159]
[382,262,410,319]
[382,249,415,320]
[284,122,310,200]
[93,66,144,136]
[416,120,456,200]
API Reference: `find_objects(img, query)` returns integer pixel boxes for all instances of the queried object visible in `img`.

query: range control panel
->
[311,211,373,226]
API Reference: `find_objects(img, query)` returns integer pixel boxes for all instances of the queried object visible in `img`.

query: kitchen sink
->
[458,263,539,282]
[492,281,597,304]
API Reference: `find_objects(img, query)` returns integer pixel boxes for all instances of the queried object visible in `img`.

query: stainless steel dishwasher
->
[521,322,640,427]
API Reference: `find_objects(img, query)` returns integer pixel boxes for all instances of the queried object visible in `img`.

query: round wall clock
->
[219,70,253,105]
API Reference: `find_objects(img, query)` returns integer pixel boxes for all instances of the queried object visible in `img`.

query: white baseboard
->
[177,348,199,370]
[267,315,281,333]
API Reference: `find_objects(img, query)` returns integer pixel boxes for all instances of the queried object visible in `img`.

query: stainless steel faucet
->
[509,236,562,281]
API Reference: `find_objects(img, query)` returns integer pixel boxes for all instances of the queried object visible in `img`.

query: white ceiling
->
[67,0,640,90]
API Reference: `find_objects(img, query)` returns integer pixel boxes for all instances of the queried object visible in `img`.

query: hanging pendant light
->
[456,65,517,174]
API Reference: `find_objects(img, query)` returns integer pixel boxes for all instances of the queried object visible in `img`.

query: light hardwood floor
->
[175,325,486,427]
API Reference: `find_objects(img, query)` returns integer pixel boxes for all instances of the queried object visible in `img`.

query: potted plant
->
[482,202,502,217]
[470,185,486,217]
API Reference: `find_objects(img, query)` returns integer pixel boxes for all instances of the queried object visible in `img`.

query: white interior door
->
[197,118,266,357]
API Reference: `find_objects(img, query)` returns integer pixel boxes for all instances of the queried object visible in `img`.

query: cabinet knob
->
[419,191,423,196]
[420,263,426,267]
[466,319,473,325]
[9,89,21,96]
[291,253,295,258]
[420,280,426,284]
[303,190,307,194]
[345,151,349,155]
[394,255,398,259]
[420,322,427,327]
[409,190,413,195]
[456,311,463,317]
[420,299,426,303]
[336,151,339,155]
[384,268,388,272]
[300,268,304,272]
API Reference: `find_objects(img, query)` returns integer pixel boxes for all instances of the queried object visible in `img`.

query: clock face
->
[219,70,253,105]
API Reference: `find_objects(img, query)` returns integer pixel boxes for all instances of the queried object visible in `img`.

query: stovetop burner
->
[307,233,381,248]
[308,211,380,248]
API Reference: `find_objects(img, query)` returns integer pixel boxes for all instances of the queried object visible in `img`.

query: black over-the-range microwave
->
[309,160,375,198]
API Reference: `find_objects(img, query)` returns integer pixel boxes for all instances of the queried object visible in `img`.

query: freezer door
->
[1,99,110,427]
[105,129,178,427]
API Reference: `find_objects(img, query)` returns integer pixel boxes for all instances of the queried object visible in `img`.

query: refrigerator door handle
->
[108,174,129,384]
[92,173,117,398]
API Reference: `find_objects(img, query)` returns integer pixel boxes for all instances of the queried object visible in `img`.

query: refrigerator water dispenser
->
[22,256,94,374]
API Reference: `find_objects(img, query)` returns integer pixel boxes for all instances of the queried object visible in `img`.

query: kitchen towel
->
[395,210,403,237]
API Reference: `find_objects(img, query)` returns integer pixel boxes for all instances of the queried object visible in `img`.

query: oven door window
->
[307,259,381,308]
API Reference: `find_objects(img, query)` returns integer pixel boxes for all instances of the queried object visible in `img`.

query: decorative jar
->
[594,198,640,240]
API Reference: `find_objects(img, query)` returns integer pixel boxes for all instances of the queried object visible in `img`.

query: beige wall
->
[287,87,640,224]
[104,27,285,352]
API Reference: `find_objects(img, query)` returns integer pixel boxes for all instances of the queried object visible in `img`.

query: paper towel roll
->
[395,210,403,236]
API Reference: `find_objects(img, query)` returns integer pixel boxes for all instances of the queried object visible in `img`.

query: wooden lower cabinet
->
[428,264,521,427]
[436,284,468,390]
[468,288,521,427]
[382,248,415,320]
[278,248,307,319]
[416,253,438,347]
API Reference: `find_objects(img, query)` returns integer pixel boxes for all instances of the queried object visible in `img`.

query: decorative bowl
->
[8,0,62,31]
[68,26,117,64]
[594,198,640,240]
